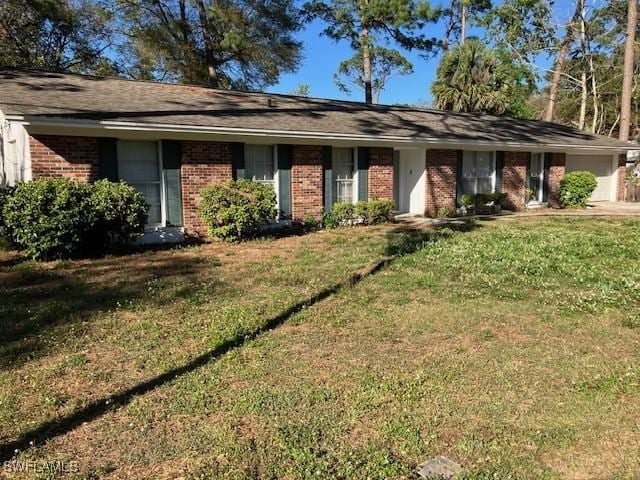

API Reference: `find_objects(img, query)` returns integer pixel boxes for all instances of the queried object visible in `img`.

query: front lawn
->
[2,217,640,479]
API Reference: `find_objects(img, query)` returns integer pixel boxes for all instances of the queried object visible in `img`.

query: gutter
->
[6,114,633,154]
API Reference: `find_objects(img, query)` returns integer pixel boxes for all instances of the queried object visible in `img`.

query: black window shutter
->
[97,138,118,181]
[231,142,245,180]
[322,146,333,213]
[455,150,463,207]
[162,140,183,227]
[357,147,369,202]
[526,152,532,190]
[162,140,181,169]
[542,153,551,203]
[277,144,292,219]
[495,151,505,192]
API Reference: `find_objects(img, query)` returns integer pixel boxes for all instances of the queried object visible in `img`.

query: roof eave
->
[7,114,633,154]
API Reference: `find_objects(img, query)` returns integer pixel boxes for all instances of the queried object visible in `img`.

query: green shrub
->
[461,192,506,209]
[3,178,148,260]
[4,178,94,259]
[366,199,395,224]
[301,213,322,232]
[324,199,395,228]
[325,202,356,227]
[437,207,458,218]
[0,186,14,230]
[560,171,598,208]
[89,180,148,249]
[198,179,277,241]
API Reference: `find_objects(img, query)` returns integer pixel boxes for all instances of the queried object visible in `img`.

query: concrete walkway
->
[396,202,640,228]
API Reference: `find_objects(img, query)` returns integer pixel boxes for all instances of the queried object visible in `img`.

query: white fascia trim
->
[7,115,631,153]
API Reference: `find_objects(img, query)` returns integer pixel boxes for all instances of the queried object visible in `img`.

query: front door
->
[398,149,426,215]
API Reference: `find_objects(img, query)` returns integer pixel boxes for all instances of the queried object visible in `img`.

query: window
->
[245,144,274,187]
[333,147,354,204]
[461,151,495,196]
[117,141,162,225]
[529,153,544,203]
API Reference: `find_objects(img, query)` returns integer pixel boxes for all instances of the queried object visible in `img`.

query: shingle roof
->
[0,69,631,150]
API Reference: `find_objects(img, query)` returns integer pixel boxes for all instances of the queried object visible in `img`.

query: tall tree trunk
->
[460,3,467,45]
[361,27,373,104]
[620,0,638,142]
[546,41,569,122]
[589,55,599,133]
[195,0,220,88]
[577,0,587,130]
[545,4,582,123]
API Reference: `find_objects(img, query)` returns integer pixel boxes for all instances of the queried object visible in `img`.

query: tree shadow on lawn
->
[0,221,481,463]
[385,219,482,257]
[0,253,223,370]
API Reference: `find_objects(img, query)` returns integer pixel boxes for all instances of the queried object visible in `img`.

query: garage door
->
[565,154,613,202]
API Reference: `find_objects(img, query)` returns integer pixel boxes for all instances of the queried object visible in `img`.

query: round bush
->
[560,171,598,208]
[89,179,148,249]
[198,179,277,241]
[3,178,94,259]
[3,178,149,260]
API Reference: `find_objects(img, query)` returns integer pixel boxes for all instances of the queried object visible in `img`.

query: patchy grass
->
[2,217,640,479]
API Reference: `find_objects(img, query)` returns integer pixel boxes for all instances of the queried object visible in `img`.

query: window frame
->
[332,147,356,204]
[244,143,280,217]
[461,150,497,196]
[528,152,545,204]
[117,140,165,228]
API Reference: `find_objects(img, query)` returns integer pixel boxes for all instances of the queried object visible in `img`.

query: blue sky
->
[269,17,451,106]
[267,0,589,106]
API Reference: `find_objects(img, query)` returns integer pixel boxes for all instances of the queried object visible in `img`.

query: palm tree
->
[431,39,510,115]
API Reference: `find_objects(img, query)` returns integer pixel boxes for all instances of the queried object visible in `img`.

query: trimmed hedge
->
[198,179,277,241]
[560,171,598,208]
[2,178,148,260]
[460,192,508,208]
[324,199,395,228]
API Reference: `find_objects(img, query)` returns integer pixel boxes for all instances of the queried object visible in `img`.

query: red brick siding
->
[291,145,324,220]
[30,135,99,181]
[368,147,394,201]
[547,152,566,208]
[425,149,457,216]
[501,151,528,211]
[617,153,627,201]
[181,141,233,235]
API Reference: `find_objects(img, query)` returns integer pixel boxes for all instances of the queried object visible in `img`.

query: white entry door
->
[398,149,426,215]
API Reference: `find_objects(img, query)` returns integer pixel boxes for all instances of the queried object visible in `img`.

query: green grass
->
[2,217,640,479]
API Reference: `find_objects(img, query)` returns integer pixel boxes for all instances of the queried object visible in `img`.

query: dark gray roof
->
[0,69,631,150]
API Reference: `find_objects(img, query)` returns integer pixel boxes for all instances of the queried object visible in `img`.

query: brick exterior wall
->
[425,149,457,216]
[181,141,233,235]
[291,145,324,220]
[30,135,99,181]
[501,151,528,211]
[547,152,566,208]
[368,147,394,201]
[617,153,627,201]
